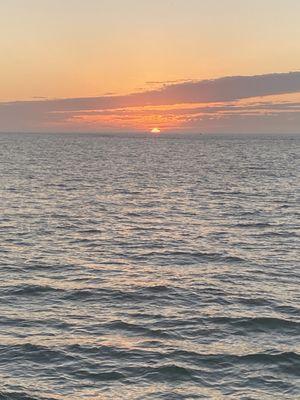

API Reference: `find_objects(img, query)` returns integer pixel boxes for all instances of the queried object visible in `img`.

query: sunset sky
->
[1,0,300,133]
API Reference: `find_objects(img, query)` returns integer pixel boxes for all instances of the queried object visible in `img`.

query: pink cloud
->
[0,72,300,133]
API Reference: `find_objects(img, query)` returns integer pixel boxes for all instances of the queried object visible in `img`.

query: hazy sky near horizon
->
[1,0,300,133]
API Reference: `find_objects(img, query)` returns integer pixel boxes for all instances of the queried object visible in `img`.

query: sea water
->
[0,133,299,399]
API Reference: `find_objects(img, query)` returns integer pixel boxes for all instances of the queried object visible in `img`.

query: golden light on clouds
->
[1,73,300,133]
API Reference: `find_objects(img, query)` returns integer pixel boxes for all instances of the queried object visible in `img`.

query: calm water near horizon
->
[0,133,299,399]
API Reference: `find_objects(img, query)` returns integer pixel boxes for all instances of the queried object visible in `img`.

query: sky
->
[1,0,300,133]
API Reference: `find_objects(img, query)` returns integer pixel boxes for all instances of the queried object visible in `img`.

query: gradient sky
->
[1,0,300,133]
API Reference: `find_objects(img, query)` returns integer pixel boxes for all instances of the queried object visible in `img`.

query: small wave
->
[254,231,298,238]
[78,229,103,234]
[0,316,70,329]
[142,364,193,381]
[62,287,139,302]
[169,349,300,373]
[142,285,170,293]
[0,343,75,364]
[154,250,246,264]
[236,297,273,306]
[210,316,299,331]
[63,286,170,302]
[0,392,53,400]
[107,320,170,338]
[74,369,125,381]
[234,222,273,228]
[239,351,300,365]
[3,284,63,296]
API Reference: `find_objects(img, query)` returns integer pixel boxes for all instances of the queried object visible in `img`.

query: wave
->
[2,284,63,296]
[106,320,170,338]
[73,369,125,381]
[0,316,70,329]
[0,392,53,400]
[209,316,299,330]
[168,350,300,375]
[132,249,246,264]
[0,343,75,364]
[141,364,193,381]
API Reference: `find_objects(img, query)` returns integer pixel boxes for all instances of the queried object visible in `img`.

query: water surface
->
[0,133,299,399]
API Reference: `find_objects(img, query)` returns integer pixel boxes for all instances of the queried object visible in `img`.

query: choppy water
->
[0,133,299,400]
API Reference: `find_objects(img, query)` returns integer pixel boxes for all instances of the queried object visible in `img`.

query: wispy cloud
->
[1,72,300,133]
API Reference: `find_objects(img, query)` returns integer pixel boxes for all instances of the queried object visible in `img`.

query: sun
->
[150,127,161,134]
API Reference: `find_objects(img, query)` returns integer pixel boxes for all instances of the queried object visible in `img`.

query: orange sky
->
[0,0,300,133]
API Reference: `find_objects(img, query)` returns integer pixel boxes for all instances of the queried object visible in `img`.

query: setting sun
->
[150,128,161,134]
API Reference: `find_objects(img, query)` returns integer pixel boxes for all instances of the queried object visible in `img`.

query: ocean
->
[0,133,299,399]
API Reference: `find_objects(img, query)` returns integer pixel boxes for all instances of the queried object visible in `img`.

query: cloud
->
[0,71,300,132]
[182,110,300,134]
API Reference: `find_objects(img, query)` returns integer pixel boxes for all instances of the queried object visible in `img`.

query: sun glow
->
[150,127,161,134]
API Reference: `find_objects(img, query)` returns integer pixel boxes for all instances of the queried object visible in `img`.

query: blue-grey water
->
[0,133,299,400]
